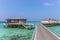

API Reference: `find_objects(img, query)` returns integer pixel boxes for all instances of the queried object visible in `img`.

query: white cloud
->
[43,2,54,6]
[43,0,60,6]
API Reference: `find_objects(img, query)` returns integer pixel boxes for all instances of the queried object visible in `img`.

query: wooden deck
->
[32,24,60,40]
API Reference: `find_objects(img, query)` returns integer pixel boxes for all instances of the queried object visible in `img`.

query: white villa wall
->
[41,21,57,24]
[41,21,49,24]
[49,21,57,23]
[57,21,60,23]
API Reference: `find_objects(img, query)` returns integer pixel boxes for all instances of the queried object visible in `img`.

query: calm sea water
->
[0,21,40,40]
[47,25,60,36]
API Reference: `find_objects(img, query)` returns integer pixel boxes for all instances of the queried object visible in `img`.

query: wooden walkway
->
[32,24,60,40]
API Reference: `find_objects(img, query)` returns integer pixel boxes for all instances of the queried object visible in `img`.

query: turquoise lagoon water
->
[1,21,60,40]
[0,21,40,40]
[47,25,60,36]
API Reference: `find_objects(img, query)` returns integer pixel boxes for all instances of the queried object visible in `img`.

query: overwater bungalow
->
[41,18,57,25]
[57,18,60,24]
[5,18,27,28]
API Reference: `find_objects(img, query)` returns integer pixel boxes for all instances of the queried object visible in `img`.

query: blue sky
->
[0,0,60,21]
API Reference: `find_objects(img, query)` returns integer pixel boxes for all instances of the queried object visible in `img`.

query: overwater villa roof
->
[42,18,56,21]
[6,18,26,20]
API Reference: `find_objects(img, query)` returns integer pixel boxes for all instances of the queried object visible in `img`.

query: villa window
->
[11,20,15,23]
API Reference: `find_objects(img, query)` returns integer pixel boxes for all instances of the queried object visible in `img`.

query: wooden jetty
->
[31,24,60,40]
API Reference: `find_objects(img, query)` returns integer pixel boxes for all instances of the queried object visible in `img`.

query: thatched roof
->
[42,18,56,21]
